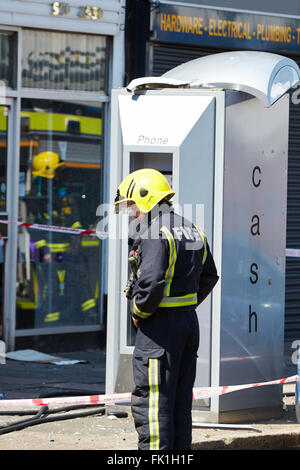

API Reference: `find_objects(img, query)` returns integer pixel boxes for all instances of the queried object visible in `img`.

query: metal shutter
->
[285,55,300,344]
[148,43,225,76]
[148,43,300,344]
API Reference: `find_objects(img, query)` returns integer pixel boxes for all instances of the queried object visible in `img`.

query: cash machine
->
[106,51,300,422]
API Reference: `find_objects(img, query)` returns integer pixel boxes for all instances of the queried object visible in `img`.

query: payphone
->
[106,51,300,422]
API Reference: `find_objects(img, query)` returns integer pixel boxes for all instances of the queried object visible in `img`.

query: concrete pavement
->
[0,349,299,451]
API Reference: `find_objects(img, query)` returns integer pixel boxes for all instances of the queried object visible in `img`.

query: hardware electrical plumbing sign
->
[151,3,300,54]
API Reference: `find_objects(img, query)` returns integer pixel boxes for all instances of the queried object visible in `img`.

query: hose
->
[0,404,103,416]
[0,404,106,435]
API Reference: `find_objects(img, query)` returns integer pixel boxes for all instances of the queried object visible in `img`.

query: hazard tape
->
[0,375,297,408]
[0,219,108,239]
[286,248,300,258]
[1,219,300,257]
[192,374,298,401]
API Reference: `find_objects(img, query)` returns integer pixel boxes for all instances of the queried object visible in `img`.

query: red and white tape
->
[1,220,300,257]
[192,374,298,401]
[0,219,107,239]
[286,248,300,258]
[0,374,297,408]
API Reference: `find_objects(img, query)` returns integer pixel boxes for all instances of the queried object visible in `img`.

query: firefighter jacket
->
[130,204,219,320]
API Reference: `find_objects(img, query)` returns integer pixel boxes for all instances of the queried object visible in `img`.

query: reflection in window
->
[16,99,104,329]
[0,106,7,338]
[0,32,15,88]
[21,29,107,92]
[0,106,8,211]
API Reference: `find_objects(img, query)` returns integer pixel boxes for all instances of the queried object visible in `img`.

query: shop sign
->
[151,2,300,54]
[51,2,104,20]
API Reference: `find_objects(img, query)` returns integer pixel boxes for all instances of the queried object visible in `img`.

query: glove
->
[128,250,138,276]
[124,250,139,299]
[124,276,135,299]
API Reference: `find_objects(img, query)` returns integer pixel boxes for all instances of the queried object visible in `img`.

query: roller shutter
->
[148,43,222,76]
[285,55,300,344]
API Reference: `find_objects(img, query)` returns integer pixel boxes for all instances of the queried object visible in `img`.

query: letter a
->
[250,215,260,236]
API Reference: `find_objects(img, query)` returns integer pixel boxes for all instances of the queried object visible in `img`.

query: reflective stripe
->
[159,292,197,308]
[133,298,152,319]
[148,358,160,450]
[47,243,70,253]
[44,312,60,322]
[57,269,66,295]
[194,225,207,264]
[160,226,177,297]
[159,227,198,308]
[35,239,47,249]
[95,279,99,300]
[35,240,70,252]
[57,270,66,283]
[81,240,99,247]
[81,298,96,311]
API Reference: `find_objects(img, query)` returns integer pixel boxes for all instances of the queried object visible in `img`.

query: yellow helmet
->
[114,168,175,213]
[32,152,64,179]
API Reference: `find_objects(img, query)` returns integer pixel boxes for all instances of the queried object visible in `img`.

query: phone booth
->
[106,51,300,422]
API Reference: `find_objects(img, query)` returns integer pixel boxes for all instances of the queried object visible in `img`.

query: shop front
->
[0,1,125,352]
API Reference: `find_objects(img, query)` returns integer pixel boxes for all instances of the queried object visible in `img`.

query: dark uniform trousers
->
[129,206,219,451]
[131,308,199,450]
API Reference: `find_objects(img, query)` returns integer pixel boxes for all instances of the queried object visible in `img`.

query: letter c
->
[252,166,261,188]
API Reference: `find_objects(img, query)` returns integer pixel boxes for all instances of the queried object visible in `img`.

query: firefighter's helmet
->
[32,152,64,179]
[114,168,175,213]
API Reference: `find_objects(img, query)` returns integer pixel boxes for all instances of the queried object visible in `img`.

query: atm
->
[106,51,300,422]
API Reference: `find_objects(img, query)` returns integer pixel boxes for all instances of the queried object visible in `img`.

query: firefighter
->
[114,168,219,450]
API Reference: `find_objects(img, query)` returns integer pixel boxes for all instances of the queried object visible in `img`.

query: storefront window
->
[0,32,16,88]
[16,99,103,329]
[21,29,107,92]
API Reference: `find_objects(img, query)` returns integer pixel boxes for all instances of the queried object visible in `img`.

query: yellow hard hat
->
[32,152,64,179]
[114,168,175,213]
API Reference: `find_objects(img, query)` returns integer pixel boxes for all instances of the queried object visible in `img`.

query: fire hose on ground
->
[0,404,107,435]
